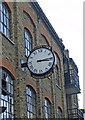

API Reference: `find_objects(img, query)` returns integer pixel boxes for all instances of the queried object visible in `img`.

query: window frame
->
[55,65,59,86]
[45,98,51,119]
[0,2,11,39]
[26,86,36,119]
[57,107,62,118]
[0,68,14,119]
[24,28,32,57]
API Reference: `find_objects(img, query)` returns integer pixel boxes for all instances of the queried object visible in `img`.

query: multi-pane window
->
[45,98,51,119]
[0,2,10,38]
[24,29,32,57]
[0,68,14,119]
[57,107,62,118]
[26,86,36,118]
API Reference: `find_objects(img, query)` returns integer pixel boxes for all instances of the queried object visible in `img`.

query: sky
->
[37,0,84,109]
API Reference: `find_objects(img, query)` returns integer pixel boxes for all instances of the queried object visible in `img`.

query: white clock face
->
[27,47,55,75]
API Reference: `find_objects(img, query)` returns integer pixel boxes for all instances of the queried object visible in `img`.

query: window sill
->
[0,31,15,45]
[73,103,77,106]
[56,84,61,90]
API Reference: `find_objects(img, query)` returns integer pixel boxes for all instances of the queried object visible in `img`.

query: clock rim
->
[27,45,55,76]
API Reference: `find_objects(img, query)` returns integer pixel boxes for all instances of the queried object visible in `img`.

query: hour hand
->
[37,57,53,62]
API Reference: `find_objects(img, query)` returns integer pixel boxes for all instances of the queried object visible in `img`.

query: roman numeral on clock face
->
[38,49,42,53]
[48,62,52,66]
[39,70,43,73]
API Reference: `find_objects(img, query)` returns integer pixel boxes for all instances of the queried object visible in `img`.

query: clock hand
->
[37,57,53,62]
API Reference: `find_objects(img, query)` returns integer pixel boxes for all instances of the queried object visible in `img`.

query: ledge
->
[0,31,15,45]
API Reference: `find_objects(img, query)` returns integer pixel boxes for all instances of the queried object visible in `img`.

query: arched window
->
[0,2,10,38]
[56,66,59,86]
[0,68,14,119]
[57,107,62,118]
[40,34,49,46]
[26,86,36,118]
[24,28,32,57]
[45,98,51,119]
[54,53,60,86]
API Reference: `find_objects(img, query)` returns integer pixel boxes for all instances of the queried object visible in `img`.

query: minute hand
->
[37,57,53,62]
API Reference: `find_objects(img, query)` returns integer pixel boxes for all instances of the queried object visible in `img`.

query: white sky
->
[37,0,84,109]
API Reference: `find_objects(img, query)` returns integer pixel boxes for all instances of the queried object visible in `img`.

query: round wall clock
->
[27,45,55,77]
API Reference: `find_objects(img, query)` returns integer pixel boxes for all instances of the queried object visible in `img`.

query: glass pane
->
[27,112,29,118]
[7,83,10,93]
[30,113,33,118]
[1,23,3,32]
[27,96,29,103]
[3,6,6,14]
[7,18,9,28]
[25,39,28,48]
[28,104,30,111]
[1,12,3,22]
[29,89,31,96]
[45,99,47,106]
[10,85,13,94]
[28,50,30,56]
[4,15,6,25]
[7,29,9,38]
[45,107,47,113]
[0,3,2,11]
[2,5,4,13]
[11,105,14,114]
[0,22,1,30]
[27,42,30,49]
[7,10,9,18]
[4,26,6,35]
[25,48,28,56]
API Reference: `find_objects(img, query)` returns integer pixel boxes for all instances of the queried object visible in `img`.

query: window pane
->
[1,12,3,22]
[0,3,2,11]
[4,26,6,35]
[1,23,3,32]
[4,15,6,25]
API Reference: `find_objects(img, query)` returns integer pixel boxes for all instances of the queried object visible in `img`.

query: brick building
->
[0,1,84,119]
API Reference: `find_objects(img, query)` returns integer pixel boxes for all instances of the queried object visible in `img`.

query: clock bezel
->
[27,45,55,77]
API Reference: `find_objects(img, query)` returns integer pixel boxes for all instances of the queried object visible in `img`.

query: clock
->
[27,45,55,77]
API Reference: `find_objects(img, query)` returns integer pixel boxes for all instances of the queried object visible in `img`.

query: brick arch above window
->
[26,77,37,93]
[40,34,50,46]
[5,0,12,12]
[57,103,63,111]
[44,92,52,104]
[40,29,50,45]
[24,21,33,38]
[0,57,16,79]
[23,5,36,26]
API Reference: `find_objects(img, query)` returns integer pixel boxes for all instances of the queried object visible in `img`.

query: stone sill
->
[0,31,15,45]
[56,84,61,90]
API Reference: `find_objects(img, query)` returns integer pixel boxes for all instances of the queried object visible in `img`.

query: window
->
[0,2,10,38]
[26,86,36,118]
[24,29,32,57]
[45,98,51,119]
[73,95,76,105]
[57,107,62,118]
[0,68,14,119]
[54,53,57,65]
[55,66,59,86]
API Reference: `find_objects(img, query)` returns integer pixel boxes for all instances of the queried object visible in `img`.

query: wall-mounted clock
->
[27,45,55,77]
